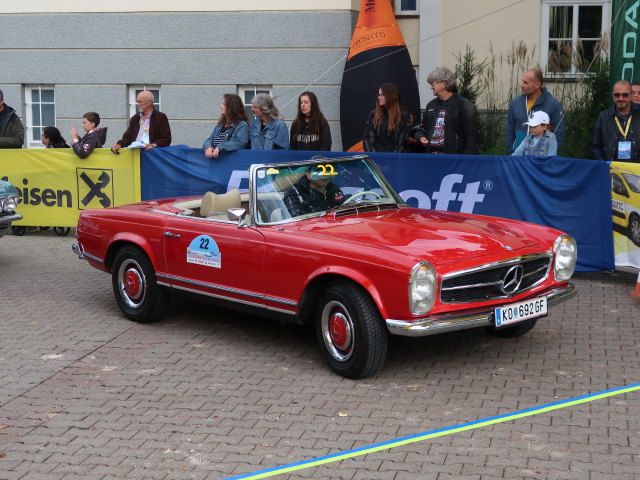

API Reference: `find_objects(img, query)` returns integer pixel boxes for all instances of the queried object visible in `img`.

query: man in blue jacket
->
[505,69,564,154]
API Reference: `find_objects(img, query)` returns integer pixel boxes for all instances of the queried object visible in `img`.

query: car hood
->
[0,179,18,196]
[289,207,549,266]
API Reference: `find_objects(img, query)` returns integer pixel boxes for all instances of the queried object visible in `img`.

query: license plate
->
[494,296,547,327]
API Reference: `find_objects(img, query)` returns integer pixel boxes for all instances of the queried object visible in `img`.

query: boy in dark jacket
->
[70,112,107,159]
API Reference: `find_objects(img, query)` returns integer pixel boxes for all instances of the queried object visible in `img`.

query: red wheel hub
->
[124,269,142,299]
[329,312,351,350]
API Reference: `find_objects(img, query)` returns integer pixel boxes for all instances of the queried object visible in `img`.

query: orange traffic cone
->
[631,271,640,307]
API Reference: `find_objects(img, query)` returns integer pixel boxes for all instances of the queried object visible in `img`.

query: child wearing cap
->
[511,111,557,156]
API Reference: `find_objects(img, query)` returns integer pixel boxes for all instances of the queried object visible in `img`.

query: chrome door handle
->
[163,232,181,238]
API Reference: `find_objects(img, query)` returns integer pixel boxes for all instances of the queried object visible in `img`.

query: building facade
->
[0,0,613,150]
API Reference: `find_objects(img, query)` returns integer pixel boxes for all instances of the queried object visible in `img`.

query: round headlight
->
[4,195,18,213]
[409,262,437,315]
[553,235,577,282]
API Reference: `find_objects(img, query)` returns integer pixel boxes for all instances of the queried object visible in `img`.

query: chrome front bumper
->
[386,283,577,337]
[0,213,22,236]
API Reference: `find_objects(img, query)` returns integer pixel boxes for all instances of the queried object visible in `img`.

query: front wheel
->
[315,280,388,379]
[628,213,640,247]
[488,318,538,338]
[111,246,169,323]
[54,227,71,236]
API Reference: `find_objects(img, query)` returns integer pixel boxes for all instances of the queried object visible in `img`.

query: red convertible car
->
[73,155,577,378]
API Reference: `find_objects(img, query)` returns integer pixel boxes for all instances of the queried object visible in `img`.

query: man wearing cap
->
[593,80,640,162]
[505,69,564,154]
[0,90,24,148]
[284,166,345,217]
[511,111,557,156]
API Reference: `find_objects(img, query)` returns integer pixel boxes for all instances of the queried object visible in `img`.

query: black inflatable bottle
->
[340,0,421,151]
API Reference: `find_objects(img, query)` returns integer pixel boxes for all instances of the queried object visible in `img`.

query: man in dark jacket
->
[0,90,24,148]
[284,167,345,217]
[593,80,640,163]
[412,66,478,155]
[111,90,171,153]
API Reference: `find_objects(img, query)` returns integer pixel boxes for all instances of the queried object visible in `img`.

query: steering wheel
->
[343,190,383,204]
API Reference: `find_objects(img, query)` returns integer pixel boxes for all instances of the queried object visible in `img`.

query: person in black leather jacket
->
[284,167,345,217]
[412,67,478,155]
[363,83,413,153]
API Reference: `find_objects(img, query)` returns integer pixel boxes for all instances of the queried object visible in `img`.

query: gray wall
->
[0,11,353,149]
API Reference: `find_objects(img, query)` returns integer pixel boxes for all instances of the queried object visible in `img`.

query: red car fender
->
[106,231,162,272]
[302,265,390,320]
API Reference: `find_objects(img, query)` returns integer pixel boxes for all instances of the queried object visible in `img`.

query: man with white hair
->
[111,90,171,153]
[0,90,24,148]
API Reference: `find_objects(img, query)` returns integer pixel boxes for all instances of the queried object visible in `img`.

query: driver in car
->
[284,166,345,217]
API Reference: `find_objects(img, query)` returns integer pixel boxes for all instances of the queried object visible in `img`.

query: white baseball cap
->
[523,111,550,127]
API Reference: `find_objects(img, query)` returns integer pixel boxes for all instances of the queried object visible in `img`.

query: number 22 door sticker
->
[187,235,221,268]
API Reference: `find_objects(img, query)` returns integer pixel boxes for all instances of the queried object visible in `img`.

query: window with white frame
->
[541,0,611,75]
[24,85,56,147]
[394,0,419,16]
[128,85,160,116]
[239,86,272,121]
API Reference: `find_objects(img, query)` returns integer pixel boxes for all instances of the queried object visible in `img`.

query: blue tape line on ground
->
[221,382,640,480]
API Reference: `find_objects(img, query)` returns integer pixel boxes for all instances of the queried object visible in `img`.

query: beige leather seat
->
[201,189,241,219]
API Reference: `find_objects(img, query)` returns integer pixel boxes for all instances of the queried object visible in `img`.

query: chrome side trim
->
[73,243,103,263]
[159,282,297,315]
[156,273,298,307]
[386,283,577,337]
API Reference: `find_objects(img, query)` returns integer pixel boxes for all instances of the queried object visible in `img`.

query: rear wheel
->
[488,318,537,338]
[315,280,388,379]
[54,227,71,236]
[111,246,168,323]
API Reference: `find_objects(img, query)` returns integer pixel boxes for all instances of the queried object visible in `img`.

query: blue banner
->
[141,146,614,272]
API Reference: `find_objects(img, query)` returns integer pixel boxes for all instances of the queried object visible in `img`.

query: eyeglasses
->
[613,93,630,98]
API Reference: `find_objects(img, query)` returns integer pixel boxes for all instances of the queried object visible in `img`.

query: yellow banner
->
[0,148,140,227]
[610,161,640,271]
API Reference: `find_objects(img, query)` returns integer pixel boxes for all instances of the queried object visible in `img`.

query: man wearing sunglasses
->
[593,80,640,162]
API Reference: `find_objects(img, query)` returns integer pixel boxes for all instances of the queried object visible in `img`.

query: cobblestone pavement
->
[1,231,639,480]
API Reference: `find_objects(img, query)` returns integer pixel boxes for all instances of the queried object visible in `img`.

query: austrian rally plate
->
[494,296,548,327]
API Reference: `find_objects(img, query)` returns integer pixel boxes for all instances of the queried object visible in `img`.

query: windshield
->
[251,156,403,224]
[622,173,640,194]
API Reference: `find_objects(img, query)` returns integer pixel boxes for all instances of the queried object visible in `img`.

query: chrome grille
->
[440,253,551,303]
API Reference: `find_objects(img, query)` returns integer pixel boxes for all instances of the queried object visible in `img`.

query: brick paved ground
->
[1,231,638,480]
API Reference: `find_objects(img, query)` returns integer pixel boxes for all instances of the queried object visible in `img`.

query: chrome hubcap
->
[321,300,354,362]
[118,259,146,309]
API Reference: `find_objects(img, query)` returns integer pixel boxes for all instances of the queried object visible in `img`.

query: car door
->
[161,215,267,309]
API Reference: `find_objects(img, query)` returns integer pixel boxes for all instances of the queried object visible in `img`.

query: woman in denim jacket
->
[249,93,289,150]
[203,94,249,159]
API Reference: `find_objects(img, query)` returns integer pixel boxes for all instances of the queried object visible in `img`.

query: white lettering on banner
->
[621,1,640,79]
[227,170,250,192]
[457,182,486,213]
[399,174,488,213]
[399,189,432,208]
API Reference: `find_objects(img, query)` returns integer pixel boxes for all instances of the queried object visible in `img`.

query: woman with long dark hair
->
[41,126,69,148]
[203,93,249,159]
[362,82,412,152]
[290,91,332,151]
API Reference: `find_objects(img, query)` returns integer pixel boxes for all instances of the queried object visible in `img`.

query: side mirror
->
[228,207,247,227]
